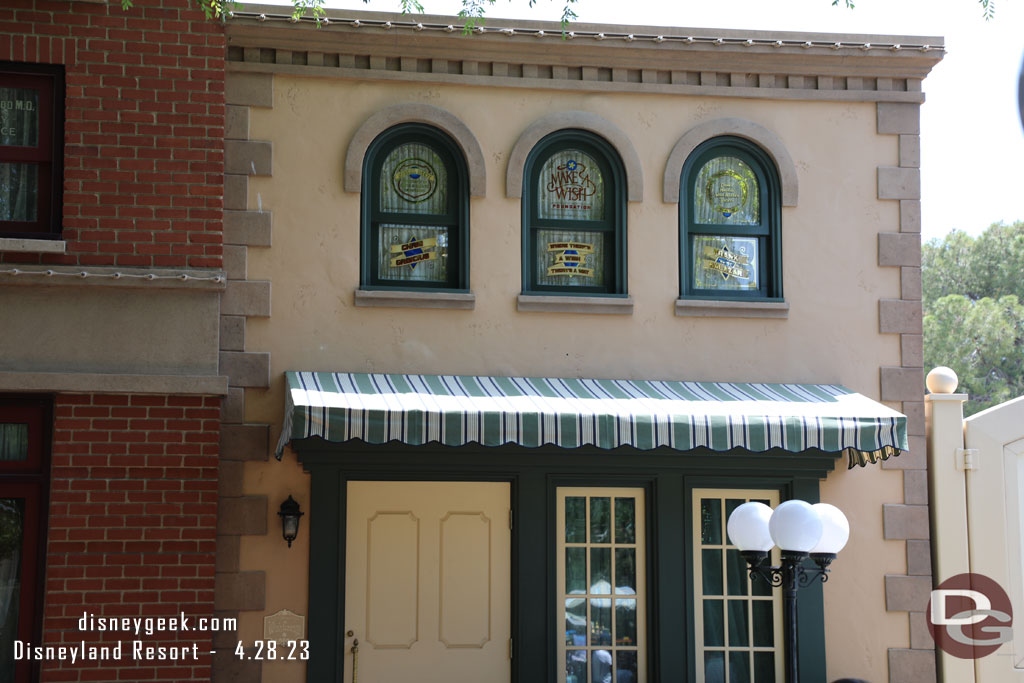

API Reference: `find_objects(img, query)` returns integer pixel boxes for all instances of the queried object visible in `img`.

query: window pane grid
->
[695,491,782,683]
[559,489,644,683]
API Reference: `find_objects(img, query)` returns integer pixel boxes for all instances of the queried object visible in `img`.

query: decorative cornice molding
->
[343,103,487,197]
[225,7,943,104]
[663,118,798,206]
[506,111,643,201]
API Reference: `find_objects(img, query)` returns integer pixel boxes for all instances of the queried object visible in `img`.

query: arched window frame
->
[522,130,628,296]
[360,123,470,291]
[680,137,782,300]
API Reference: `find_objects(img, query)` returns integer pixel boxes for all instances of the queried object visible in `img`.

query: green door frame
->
[295,442,835,683]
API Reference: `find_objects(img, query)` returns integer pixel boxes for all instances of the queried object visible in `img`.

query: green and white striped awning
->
[276,372,907,468]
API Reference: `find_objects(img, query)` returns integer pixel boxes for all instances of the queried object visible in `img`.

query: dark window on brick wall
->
[0,396,51,683]
[0,63,64,239]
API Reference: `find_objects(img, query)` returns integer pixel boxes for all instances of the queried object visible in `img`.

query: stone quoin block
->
[219,460,246,498]
[901,267,923,301]
[221,281,271,318]
[900,200,922,232]
[878,232,922,267]
[224,174,249,212]
[901,334,924,369]
[879,300,923,334]
[909,611,934,650]
[224,210,272,247]
[220,424,270,461]
[219,351,272,388]
[215,535,241,573]
[220,316,245,352]
[217,496,268,536]
[899,135,921,168]
[222,245,248,281]
[883,503,930,540]
[222,387,246,424]
[906,539,932,576]
[225,72,274,108]
[903,400,925,437]
[214,570,267,611]
[888,648,936,683]
[225,139,273,176]
[881,366,925,402]
[878,166,921,200]
[883,435,927,470]
[877,102,921,135]
[903,469,928,505]
[225,105,250,140]
[213,649,263,683]
[885,574,933,612]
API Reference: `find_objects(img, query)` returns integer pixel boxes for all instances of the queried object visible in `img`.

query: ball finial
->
[926,366,959,394]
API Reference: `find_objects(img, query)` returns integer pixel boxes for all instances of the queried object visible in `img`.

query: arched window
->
[522,131,627,295]
[361,124,469,290]
[680,137,781,300]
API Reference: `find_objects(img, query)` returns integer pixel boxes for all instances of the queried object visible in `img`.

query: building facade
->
[1,2,942,682]
[218,7,940,683]
[1,1,226,681]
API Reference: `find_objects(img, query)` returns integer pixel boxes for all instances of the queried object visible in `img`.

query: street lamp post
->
[726,500,850,683]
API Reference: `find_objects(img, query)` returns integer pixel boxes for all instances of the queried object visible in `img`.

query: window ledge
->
[354,289,475,310]
[0,238,66,254]
[517,294,634,315]
[675,298,789,319]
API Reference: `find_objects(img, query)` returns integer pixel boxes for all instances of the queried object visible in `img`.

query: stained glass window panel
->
[536,230,606,288]
[694,156,759,225]
[0,88,40,147]
[692,235,759,292]
[379,142,448,215]
[537,149,605,221]
[377,224,449,283]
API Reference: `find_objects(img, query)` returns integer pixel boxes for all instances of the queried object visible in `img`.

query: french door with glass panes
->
[557,487,646,683]
[692,489,784,683]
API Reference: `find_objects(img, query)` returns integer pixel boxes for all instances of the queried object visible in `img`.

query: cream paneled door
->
[344,481,511,683]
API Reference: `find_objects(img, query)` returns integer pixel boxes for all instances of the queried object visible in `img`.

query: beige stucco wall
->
[236,75,906,681]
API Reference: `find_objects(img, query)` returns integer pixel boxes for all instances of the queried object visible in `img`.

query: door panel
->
[345,481,511,683]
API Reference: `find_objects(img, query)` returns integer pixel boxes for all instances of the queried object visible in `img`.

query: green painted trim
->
[298,442,838,683]
[679,136,783,300]
[360,123,470,290]
[521,129,628,295]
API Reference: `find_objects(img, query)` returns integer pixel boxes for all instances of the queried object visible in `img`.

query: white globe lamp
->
[768,500,823,554]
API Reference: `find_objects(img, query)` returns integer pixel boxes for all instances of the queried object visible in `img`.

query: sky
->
[273,0,1024,242]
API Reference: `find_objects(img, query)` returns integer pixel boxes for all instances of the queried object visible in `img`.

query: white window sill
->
[675,298,789,319]
[517,294,633,315]
[0,238,66,254]
[354,289,475,310]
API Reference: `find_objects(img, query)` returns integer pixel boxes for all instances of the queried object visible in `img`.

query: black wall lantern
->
[278,495,304,548]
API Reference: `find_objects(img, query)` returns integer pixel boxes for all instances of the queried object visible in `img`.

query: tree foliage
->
[923,221,1024,415]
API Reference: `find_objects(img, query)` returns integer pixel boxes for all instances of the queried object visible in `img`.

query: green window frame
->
[522,130,627,295]
[680,137,781,300]
[360,123,470,291]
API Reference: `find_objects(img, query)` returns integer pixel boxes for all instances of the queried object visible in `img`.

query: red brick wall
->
[0,0,225,268]
[44,393,220,682]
